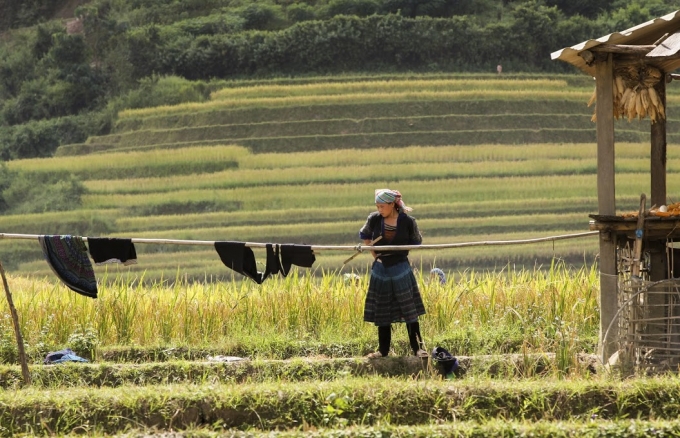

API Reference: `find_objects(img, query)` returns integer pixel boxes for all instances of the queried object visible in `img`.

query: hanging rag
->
[280,244,316,276]
[215,242,282,284]
[267,243,283,277]
[87,237,138,265]
[39,235,98,299]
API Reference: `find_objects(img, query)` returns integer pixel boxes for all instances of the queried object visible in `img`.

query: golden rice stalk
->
[591,112,597,122]
[658,98,666,119]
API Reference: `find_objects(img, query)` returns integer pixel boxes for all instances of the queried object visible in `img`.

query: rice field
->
[3,72,680,436]
[0,265,662,436]
[4,74,678,281]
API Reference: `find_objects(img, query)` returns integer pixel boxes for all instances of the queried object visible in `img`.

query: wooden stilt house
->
[552,10,680,371]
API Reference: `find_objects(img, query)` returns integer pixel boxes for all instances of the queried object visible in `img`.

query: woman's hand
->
[364,239,376,258]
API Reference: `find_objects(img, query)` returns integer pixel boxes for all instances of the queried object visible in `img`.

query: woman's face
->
[376,202,395,217]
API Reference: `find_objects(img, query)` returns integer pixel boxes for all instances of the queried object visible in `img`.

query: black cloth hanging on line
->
[215,242,281,284]
[39,235,98,299]
[280,244,315,276]
[87,237,138,265]
[267,243,283,277]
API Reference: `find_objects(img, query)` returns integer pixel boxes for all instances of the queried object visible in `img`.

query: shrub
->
[236,3,286,31]
[286,3,317,22]
[320,0,380,19]
[108,75,211,112]
[0,112,111,160]
[1,170,87,214]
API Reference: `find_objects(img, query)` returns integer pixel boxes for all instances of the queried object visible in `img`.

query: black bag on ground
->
[431,346,459,378]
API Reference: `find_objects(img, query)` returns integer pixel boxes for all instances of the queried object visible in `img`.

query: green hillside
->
[0,74,674,283]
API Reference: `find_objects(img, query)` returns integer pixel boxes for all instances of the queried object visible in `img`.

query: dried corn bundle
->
[651,202,680,217]
[588,63,665,123]
[624,202,680,218]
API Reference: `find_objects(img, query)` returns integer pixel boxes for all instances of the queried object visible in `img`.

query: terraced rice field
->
[2,72,680,435]
[0,75,680,280]
[0,266,672,436]
[3,73,678,283]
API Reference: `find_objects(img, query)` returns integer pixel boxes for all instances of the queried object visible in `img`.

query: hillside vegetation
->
[1,0,680,158]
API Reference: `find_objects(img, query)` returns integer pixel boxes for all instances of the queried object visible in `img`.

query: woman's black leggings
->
[378,321,423,356]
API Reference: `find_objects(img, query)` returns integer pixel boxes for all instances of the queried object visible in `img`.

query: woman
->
[359,188,427,358]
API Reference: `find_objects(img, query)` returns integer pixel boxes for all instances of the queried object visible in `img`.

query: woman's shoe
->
[365,351,384,359]
[416,349,429,358]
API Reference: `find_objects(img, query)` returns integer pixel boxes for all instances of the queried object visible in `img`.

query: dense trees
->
[0,0,679,160]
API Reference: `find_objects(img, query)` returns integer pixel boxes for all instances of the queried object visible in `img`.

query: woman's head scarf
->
[374,188,412,212]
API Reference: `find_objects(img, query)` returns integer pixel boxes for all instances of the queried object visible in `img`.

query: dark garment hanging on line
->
[267,243,283,277]
[214,242,281,284]
[280,244,315,276]
[39,235,98,299]
[87,237,138,265]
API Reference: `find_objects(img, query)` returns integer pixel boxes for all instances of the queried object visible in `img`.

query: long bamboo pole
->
[0,261,31,386]
[0,231,598,252]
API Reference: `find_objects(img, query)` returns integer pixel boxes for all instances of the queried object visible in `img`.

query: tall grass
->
[9,145,246,176]
[236,142,680,169]
[82,156,679,195]
[209,79,574,100]
[7,144,589,175]
[82,158,606,194]
[93,114,620,148]
[112,100,594,133]
[117,90,597,119]
[111,199,600,231]
[80,173,662,211]
[86,213,587,244]
[2,262,598,353]
[14,143,670,183]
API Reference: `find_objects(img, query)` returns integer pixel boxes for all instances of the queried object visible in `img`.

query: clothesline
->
[0,231,599,251]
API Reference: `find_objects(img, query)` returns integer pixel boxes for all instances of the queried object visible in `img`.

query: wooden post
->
[649,76,669,348]
[650,78,667,209]
[595,54,618,363]
[0,261,30,386]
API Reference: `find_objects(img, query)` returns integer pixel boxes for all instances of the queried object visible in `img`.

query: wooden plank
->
[589,220,680,240]
[591,43,656,54]
[595,54,618,363]
[647,32,680,57]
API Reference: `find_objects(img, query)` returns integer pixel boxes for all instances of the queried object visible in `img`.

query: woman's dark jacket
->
[359,211,422,267]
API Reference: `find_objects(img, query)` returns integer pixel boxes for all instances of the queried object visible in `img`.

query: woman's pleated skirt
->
[364,260,426,326]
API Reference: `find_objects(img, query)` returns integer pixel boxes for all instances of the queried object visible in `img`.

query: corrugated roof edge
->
[551,10,680,74]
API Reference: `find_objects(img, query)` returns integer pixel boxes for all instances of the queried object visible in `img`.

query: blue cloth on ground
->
[44,348,89,364]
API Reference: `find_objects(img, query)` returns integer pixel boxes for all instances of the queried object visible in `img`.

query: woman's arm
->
[363,238,376,258]
[409,217,423,245]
